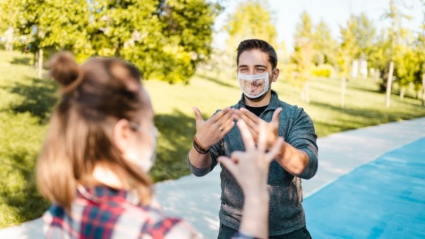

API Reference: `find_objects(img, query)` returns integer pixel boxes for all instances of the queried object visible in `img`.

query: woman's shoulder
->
[43,201,200,239]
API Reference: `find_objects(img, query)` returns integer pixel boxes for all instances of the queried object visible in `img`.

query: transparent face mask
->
[238,72,270,99]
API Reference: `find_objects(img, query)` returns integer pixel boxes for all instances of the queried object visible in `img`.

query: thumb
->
[272,107,282,125]
[192,107,204,122]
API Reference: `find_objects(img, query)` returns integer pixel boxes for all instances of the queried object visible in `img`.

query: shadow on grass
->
[1,151,50,228]
[150,110,199,182]
[198,74,238,89]
[310,100,422,137]
[4,77,58,124]
[348,85,382,95]
[10,57,32,66]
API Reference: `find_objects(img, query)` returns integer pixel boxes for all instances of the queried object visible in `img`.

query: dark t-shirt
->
[245,105,268,117]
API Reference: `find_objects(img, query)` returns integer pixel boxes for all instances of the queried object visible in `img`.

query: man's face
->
[237,49,271,75]
[237,49,272,96]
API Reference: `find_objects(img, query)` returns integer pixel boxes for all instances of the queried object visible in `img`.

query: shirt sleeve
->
[187,139,222,177]
[286,108,318,180]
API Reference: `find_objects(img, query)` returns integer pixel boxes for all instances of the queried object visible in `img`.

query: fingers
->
[218,156,237,175]
[239,108,260,124]
[220,118,235,136]
[272,107,282,125]
[266,137,284,163]
[257,120,267,153]
[211,107,232,123]
[192,107,204,123]
[234,110,258,138]
[237,120,255,150]
[222,108,236,122]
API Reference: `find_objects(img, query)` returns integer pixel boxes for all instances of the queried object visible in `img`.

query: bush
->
[311,64,334,78]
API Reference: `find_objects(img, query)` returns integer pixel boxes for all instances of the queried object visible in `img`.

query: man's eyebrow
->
[238,64,267,68]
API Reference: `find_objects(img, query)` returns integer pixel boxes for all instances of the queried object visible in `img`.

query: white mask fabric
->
[238,72,270,99]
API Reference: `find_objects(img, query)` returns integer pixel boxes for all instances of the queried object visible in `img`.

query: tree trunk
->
[5,26,13,51]
[38,48,43,79]
[301,81,310,103]
[400,87,406,100]
[341,77,346,108]
[386,61,394,108]
[422,73,425,106]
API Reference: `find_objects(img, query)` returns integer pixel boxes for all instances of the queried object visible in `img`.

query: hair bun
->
[49,52,80,88]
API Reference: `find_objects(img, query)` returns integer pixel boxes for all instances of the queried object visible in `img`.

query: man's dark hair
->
[236,39,278,69]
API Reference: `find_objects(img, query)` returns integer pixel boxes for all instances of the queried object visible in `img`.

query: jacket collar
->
[235,90,281,111]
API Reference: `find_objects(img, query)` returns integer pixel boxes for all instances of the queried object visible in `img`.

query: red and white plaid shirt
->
[43,185,256,239]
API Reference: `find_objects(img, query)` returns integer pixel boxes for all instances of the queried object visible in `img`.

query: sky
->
[212,0,424,50]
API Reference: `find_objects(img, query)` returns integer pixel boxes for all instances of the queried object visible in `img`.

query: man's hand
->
[218,120,284,197]
[193,106,235,148]
[234,107,282,149]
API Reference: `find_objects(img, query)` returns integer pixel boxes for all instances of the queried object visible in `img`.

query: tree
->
[313,19,337,66]
[335,47,351,108]
[1,0,91,77]
[223,0,277,71]
[225,0,277,45]
[0,0,19,50]
[338,13,376,79]
[2,0,221,83]
[416,0,425,105]
[291,11,315,103]
[89,0,222,83]
[394,45,418,99]
[381,0,412,107]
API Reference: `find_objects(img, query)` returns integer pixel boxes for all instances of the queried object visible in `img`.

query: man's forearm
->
[188,146,212,169]
[275,142,309,176]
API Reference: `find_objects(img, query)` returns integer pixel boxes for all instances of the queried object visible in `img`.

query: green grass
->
[1,50,425,228]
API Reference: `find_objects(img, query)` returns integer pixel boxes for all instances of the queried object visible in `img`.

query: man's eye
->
[257,68,265,72]
[240,68,248,72]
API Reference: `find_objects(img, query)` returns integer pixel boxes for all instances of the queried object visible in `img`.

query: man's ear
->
[113,119,132,153]
[271,68,280,82]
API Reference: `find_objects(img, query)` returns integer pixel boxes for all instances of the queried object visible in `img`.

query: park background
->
[1,0,425,230]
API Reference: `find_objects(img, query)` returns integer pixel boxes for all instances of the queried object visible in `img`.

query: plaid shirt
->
[43,185,256,239]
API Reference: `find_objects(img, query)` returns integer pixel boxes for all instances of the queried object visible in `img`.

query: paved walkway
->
[304,137,425,238]
[1,118,425,239]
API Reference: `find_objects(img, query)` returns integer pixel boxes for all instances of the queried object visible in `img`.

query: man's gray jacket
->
[188,90,318,236]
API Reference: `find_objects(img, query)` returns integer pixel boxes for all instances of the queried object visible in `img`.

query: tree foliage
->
[0,0,90,58]
[225,0,277,47]
[313,19,337,66]
[0,0,222,83]
[291,11,314,85]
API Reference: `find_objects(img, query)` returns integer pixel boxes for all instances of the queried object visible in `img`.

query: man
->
[188,39,318,239]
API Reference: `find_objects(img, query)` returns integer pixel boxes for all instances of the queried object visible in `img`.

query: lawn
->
[1,50,425,228]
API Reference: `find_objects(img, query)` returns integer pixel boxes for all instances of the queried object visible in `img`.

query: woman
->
[37,52,284,239]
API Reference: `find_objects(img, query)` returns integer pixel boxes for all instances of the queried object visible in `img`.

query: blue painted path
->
[304,138,425,239]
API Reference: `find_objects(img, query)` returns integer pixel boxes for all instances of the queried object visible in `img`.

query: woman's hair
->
[37,52,153,211]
